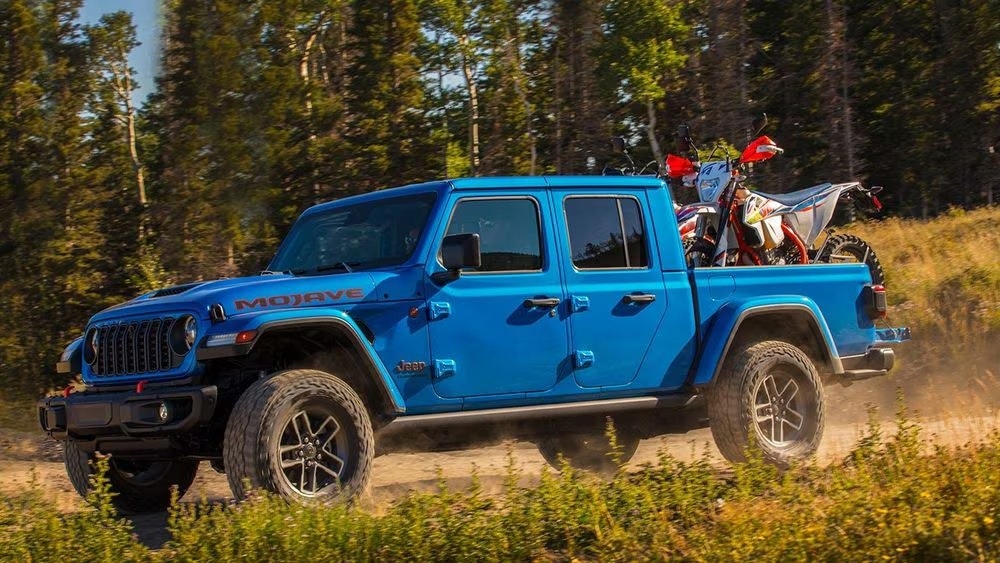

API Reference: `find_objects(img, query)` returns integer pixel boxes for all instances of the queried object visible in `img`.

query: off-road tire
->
[64,440,199,514]
[537,431,640,475]
[683,237,715,268]
[706,340,824,467]
[223,369,374,503]
[815,233,886,285]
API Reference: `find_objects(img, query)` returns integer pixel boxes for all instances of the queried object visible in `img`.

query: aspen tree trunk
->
[458,33,480,175]
[503,35,537,175]
[298,22,323,203]
[645,100,663,168]
[111,45,147,241]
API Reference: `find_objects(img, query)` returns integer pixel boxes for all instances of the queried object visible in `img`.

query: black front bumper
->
[38,384,218,442]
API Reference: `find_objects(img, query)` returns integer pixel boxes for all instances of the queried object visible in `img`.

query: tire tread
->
[707,340,825,467]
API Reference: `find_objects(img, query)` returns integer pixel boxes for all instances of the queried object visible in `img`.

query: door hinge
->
[428,301,452,320]
[434,359,457,379]
[574,350,595,369]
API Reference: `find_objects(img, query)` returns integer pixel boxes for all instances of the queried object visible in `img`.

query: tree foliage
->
[0,0,998,393]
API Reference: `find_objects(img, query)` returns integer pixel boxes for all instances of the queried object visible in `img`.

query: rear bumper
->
[839,347,895,383]
[38,384,218,441]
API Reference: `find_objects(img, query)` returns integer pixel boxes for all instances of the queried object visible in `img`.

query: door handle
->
[622,293,656,304]
[523,297,561,308]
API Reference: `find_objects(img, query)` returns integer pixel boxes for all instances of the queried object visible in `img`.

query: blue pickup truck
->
[39,176,908,512]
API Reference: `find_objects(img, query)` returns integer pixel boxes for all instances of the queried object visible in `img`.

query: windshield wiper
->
[314,261,361,274]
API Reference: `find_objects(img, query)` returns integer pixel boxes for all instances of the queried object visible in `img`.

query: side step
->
[378,394,697,436]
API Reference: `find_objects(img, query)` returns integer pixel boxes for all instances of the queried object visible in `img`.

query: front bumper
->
[38,384,218,441]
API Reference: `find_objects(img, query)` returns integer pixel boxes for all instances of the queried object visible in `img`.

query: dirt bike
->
[668,117,887,285]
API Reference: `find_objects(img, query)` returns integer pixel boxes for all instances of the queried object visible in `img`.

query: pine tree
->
[149,0,262,279]
[346,0,441,191]
[547,0,610,174]
[477,0,543,174]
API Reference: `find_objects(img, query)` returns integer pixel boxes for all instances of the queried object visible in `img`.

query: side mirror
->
[610,136,627,154]
[441,233,481,271]
[752,113,768,136]
[676,124,692,152]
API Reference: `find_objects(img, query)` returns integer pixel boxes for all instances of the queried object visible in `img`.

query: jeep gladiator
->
[39,176,909,512]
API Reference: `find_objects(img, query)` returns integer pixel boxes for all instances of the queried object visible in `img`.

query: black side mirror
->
[752,113,768,136]
[610,136,627,154]
[441,233,481,271]
[676,124,692,152]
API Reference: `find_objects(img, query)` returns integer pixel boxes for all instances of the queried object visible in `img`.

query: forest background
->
[1,0,998,397]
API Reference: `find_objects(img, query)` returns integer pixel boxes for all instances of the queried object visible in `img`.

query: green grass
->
[2,409,1000,561]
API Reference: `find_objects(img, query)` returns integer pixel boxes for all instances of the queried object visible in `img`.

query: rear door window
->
[564,196,649,269]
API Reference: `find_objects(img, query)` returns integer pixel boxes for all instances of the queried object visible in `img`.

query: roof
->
[301,175,667,217]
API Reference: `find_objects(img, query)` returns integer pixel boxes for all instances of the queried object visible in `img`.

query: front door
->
[553,191,667,388]
[426,192,571,398]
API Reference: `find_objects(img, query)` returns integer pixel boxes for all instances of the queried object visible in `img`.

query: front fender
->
[690,296,842,387]
[196,308,405,414]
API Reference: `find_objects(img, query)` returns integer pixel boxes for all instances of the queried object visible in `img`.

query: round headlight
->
[169,315,198,354]
[83,328,98,364]
[184,316,197,348]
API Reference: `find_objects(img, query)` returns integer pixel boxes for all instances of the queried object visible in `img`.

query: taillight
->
[863,284,887,319]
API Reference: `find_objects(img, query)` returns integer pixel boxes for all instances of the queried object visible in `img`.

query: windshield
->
[269,192,437,274]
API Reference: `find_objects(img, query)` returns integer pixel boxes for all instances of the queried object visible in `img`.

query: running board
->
[379,394,698,435]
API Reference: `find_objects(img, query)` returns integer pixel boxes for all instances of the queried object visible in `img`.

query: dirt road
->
[3,383,998,548]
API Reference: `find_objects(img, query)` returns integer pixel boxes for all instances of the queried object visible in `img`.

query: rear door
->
[552,190,668,388]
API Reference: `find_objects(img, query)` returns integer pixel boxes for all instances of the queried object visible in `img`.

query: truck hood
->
[88,272,386,324]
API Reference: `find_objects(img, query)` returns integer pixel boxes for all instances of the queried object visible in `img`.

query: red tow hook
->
[62,385,73,398]
[136,380,148,394]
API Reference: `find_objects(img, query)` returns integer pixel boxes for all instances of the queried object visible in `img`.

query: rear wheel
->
[683,237,716,267]
[64,441,199,514]
[706,340,824,467]
[815,233,886,285]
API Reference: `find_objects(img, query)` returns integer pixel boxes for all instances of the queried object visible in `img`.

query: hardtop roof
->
[302,175,667,217]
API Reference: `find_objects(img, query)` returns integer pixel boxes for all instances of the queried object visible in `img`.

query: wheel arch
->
[199,312,405,417]
[692,301,843,388]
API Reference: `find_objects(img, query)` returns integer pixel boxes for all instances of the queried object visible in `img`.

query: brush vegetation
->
[849,207,999,394]
[2,410,1000,562]
[1,209,997,561]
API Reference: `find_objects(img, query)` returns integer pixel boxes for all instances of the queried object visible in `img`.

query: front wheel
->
[223,369,374,504]
[706,340,825,467]
[815,233,886,285]
[64,441,199,514]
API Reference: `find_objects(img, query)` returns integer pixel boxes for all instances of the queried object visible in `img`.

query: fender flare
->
[196,310,405,414]
[690,297,843,387]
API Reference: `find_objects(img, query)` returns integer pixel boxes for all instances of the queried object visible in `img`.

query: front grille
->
[91,317,182,377]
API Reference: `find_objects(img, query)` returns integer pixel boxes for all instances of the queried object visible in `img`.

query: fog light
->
[158,402,171,423]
